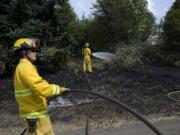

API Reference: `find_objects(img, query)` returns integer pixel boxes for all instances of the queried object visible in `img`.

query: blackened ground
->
[45,65,180,115]
[1,65,180,113]
[0,65,180,134]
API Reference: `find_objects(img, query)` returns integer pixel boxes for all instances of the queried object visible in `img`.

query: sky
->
[147,0,175,22]
[69,0,176,23]
[69,0,96,18]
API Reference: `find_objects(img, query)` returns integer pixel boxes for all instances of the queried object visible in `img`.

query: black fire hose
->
[83,72,94,135]
[48,90,163,135]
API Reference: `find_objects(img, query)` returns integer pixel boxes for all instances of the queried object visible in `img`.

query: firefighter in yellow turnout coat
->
[83,43,92,72]
[13,38,70,135]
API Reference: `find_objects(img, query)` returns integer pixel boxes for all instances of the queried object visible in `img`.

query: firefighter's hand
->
[60,87,71,93]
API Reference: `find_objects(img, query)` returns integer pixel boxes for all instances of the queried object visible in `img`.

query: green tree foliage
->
[49,1,77,49]
[0,0,80,75]
[69,16,92,56]
[0,0,157,75]
[88,0,155,51]
[0,0,12,45]
[0,0,79,47]
[7,0,77,47]
[163,0,180,49]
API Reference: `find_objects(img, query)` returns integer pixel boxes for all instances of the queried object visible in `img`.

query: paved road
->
[59,118,180,135]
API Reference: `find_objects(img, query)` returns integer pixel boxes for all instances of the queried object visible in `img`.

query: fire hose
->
[21,54,163,135]
[83,72,94,135]
[48,90,163,135]
[167,91,180,105]
[20,89,163,135]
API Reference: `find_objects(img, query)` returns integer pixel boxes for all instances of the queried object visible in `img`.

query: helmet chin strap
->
[23,50,33,63]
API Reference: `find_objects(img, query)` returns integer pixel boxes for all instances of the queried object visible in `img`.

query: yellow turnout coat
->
[14,58,62,119]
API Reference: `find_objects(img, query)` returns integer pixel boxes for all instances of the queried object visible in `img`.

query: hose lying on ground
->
[83,72,94,135]
[167,91,180,104]
[48,90,163,135]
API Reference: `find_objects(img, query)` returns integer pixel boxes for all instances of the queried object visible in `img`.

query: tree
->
[0,0,11,43]
[163,0,180,48]
[87,0,155,51]
[0,0,80,75]
[49,0,77,49]
[0,0,77,49]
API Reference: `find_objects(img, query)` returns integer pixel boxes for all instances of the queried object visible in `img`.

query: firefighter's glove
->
[60,87,71,93]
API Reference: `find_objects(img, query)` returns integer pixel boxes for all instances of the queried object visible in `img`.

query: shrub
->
[112,43,175,70]
[67,60,82,75]
[141,45,166,65]
[114,46,143,70]
[38,47,70,73]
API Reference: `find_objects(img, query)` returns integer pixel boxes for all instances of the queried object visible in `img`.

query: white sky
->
[69,0,96,18]
[147,0,175,22]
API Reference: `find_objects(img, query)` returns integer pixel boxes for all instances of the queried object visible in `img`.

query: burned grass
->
[1,65,180,134]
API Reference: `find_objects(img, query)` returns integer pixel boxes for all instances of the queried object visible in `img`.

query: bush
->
[141,45,166,65]
[0,44,13,77]
[92,59,105,71]
[38,47,70,73]
[67,60,82,75]
[112,43,177,70]
[114,46,143,70]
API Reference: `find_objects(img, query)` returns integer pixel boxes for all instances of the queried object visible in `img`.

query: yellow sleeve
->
[20,64,62,97]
